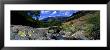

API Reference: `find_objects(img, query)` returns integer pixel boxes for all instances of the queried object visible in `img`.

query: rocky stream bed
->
[10,25,89,40]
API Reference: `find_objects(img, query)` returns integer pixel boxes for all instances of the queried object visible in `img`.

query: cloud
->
[51,11,57,15]
[73,10,79,13]
[41,10,50,14]
[38,10,78,20]
[64,11,70,15]
[48,16,52,17]
[39,16,47,20]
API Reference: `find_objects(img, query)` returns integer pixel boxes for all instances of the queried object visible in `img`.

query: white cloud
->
[73,10,79,13]
[64,11,70,15]
[51,11,57,15]
[41,10,50,14]
[48,16,52,17]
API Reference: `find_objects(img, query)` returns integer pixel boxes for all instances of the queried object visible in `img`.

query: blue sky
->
[32,10,78,20]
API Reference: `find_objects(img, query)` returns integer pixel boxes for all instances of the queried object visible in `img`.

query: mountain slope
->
[40,17,69,22]
[61,11,100,40]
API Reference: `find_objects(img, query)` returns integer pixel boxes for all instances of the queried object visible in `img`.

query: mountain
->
[40,16,69,23]
[61,11,100,40]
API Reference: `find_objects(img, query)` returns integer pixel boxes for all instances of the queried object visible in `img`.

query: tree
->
[48,19,62,27]
[28,11,40,20]
[11,11,41,27]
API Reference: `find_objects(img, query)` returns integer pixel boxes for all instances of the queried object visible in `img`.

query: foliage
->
[83,12,100,39]
[11,11,63,28]
[48,19,62,27]
[11,11,42,27]
[61,11,100,40]
[18,31,26,37]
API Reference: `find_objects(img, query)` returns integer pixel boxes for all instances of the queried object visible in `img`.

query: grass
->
[60,11,100,40]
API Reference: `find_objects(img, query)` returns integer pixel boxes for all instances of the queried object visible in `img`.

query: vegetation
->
[11,11,62,28]
[84,12,100,39]
[61,11,100,40]
[11,11,40,27]
[11,10,100,40]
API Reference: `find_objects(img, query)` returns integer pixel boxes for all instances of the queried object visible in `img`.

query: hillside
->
[40,17,69,23]
[61,11,100,40]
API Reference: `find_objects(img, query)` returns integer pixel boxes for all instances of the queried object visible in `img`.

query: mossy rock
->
[18,31,26,37]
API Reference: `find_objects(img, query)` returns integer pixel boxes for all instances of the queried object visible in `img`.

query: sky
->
[31,10,79,20]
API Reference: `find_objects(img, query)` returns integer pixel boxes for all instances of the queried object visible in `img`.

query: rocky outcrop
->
[10,25,90,40]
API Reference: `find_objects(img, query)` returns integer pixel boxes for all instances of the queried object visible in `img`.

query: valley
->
[10,10,100,40]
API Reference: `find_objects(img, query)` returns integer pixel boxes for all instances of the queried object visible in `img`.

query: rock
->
[71,30,89,40]
[10,25,90,40]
